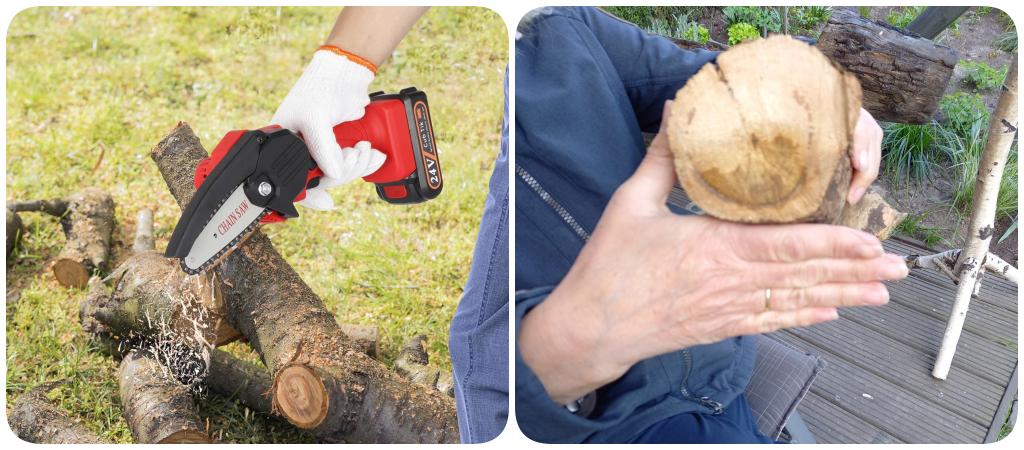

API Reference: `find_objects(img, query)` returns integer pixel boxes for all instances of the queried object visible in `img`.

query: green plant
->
[886,6,925,29]
[882,121,941,186]
[940,123,1019,220]
[961,61,1010,90]
[728,22,761,45]
[790,6,832,29]
[642,12,710,44]
[894,209,952,247]
[722,6,760,27]
[992,28,1018,52]
[998,216,1017,244]
[684,24,710,43]
[978,6,994,15]
[940,92,990,138]
[723,6,780,34]
[858,6,874,18]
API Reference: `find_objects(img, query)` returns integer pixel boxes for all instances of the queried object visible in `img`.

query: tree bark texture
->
[934,53,1018,380]
[6,207,22,262]
[118,348,212,443]
[669,35,861,224]
[151,123,459,443]
[134,208,156,254]
[7,380,113,444]
[837,187,907,240]
[9,188,115,288]
[393,335,455,397]
[817,7,957,125]
[207,348,277,416]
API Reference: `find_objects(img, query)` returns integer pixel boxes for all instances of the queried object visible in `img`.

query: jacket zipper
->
[679,349,724,415]
[515,163,591,242]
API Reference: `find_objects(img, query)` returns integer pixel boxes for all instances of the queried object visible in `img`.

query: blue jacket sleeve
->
[572,7,719,133]
[515,287,598,444]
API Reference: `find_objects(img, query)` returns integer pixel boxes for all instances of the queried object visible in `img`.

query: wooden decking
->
[775,236,1017,444]
[665,186,1017,443]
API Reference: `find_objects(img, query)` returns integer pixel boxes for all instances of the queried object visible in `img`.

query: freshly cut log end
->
[274,363,329,428]
[51,187,115,288]
[838,187,908,240]
[118,348,212,444]
[669,35,861,224]
[8,380,113,444]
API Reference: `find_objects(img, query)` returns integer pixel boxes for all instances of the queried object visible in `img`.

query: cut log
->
[133,208,155,254]
[6,206,22,262]
[8,380,113,444]
[817,7,957,125]
[118,347,212,444]
[669,35,861,225]
[903,249,1019,285]
[837,187,908,240]
[151,122,459,443]
[394,335,455,397]
[8,188,115,288]
[207,348,276,416]
[91,251,241,350]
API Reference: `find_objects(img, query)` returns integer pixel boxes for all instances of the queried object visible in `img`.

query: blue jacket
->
[514,7,757,444]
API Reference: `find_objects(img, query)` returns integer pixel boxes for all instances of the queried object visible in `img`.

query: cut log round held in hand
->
[6,206,22,263]
[394,335,455,397]
[151,123,459,444]
[8,380,113,444]
[118,347,212,444]
[8,188,115,288]
[817,7,957,125]
[669,35,862,225]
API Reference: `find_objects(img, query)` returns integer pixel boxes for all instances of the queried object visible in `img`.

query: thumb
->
[618,100,679,208]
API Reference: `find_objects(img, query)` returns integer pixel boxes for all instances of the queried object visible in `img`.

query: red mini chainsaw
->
[165,88,442,274]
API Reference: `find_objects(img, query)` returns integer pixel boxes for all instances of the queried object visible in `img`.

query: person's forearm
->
[325,6,430,67]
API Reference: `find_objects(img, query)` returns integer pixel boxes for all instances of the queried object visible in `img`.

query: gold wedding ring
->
[764,288,771,312]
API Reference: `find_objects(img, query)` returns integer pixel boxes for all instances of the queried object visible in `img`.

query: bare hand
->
[847,108,883,204]
[518,101,908,405]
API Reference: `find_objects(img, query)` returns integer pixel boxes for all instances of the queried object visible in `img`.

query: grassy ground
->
[5,6,507,443]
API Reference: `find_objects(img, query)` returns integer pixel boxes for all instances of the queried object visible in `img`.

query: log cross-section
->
[150,122,459,443]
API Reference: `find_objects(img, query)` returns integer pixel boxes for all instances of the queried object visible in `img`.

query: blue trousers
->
[626,394,780,444]
[447,69,510,443]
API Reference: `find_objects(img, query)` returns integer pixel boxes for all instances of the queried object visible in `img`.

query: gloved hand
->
[271,45,387,210]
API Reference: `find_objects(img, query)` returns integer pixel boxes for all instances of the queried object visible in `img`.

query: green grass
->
[937,124,1019,220]
[893,209,952,248]
[6,6,507,443]
[881,121,941,187]
[886,6,925,29]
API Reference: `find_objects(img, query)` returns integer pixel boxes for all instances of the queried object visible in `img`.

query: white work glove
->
[271,46,387,210]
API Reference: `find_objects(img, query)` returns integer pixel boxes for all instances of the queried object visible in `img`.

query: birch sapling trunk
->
[151,123,459,443]
[932,53,1018,380]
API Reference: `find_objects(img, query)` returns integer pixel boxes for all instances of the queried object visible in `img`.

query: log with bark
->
[903,249,1019,285]
[7,380,113,444]
[133,208,155,254]
[393,335,455,397]
[817,6,957,125]
[151,123,459,443]
[118,347,212,444]
[7,187,115,288]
